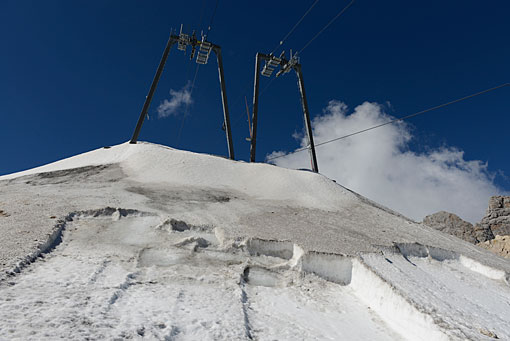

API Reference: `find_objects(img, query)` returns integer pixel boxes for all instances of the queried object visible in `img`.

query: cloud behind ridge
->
[267,100,507,223]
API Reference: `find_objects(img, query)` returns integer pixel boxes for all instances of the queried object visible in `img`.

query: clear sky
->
[1,1,509,219]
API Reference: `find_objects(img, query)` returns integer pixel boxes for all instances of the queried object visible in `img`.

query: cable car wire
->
[176,64,201,146]
[270,0,320,55]
[298,0,355,55]
[176,0,221,145]
[197,0,208,32]
[233,0,356,136]
[266,82,510,161]
[231,0,322,130]
[206,0,220,36]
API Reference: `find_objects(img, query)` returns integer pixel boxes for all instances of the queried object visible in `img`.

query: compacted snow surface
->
[0,142,509,340]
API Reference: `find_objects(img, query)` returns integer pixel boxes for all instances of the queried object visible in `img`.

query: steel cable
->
[266,83,510,161]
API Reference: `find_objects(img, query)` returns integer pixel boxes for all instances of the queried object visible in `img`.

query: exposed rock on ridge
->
[477,196,510,237]
[478,235,510,259]
[422,211,493,244]
[423,196,510,259]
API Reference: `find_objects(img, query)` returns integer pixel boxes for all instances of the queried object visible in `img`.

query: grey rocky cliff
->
[423,211,493,244]
[423,196,510,260]
[476,196,510,237]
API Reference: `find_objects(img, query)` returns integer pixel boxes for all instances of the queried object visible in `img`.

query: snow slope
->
[0,141,509,340]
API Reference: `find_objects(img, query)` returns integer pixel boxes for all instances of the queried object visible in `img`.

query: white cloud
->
[267,100,507,223]
[157,82,193,118]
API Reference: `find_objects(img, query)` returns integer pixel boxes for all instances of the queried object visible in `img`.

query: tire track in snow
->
[2,207,150,283]
[240,267,254,340]
[2,213,72,282]
[88,259,111,284]
[107,272,138,306]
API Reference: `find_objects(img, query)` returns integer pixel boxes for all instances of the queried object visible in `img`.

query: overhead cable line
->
[231,0,356,134]
[197,0,208,31]
[206,0,220,37]
[270,0,320,55]
[266,82,510,161]
[231,0,321,130]
[176,64,201,146]
[235,1,356,138]
[298,0,355,54]
[176,0,221,144]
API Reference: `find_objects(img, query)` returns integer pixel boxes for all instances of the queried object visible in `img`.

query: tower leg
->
[250,53,263,162]
[130,35,175,144]
[213,47,235,160]
[295,64,319,173]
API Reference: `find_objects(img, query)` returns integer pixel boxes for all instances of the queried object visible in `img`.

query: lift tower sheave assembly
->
[129,29,235,161]
[249,51,319,173]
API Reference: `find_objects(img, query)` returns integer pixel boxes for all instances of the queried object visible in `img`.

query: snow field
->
[361,248,510,340]
[0,210,249,340]
[2,207,508,339]
[2,142,510,340]
[350,259,448,341]
[459,255,509,282]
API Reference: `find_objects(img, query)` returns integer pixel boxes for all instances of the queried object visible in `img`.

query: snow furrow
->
[240,268,254,340]
[1,202,509,340]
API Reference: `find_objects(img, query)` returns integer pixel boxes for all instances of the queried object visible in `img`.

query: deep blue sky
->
[1,0,509,188]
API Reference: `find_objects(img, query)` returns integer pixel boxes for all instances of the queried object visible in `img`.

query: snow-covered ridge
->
[2,141,510,277]
[0,142,360,212]
[1,141,510,340]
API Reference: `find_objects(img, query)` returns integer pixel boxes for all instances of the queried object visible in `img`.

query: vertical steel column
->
[213,47,235,160]
[249,53,263,162]
[130,35,175,144]
[294,64,319,173]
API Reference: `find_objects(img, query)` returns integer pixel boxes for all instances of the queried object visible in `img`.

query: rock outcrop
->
[422,211,493,244]
[478,235,510,259]
[423,196,510,259]
[476,196,510,237]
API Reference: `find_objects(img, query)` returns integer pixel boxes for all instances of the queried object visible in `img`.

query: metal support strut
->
[213,47,235,160]
[130,35,175,144]
[249,53,262,163]
[295,64,319,173]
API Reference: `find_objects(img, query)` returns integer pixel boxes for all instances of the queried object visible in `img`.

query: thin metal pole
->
[250,53,263,162]
[213,47,235,160]
[130,35,175,144]
[294,64,319,173]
